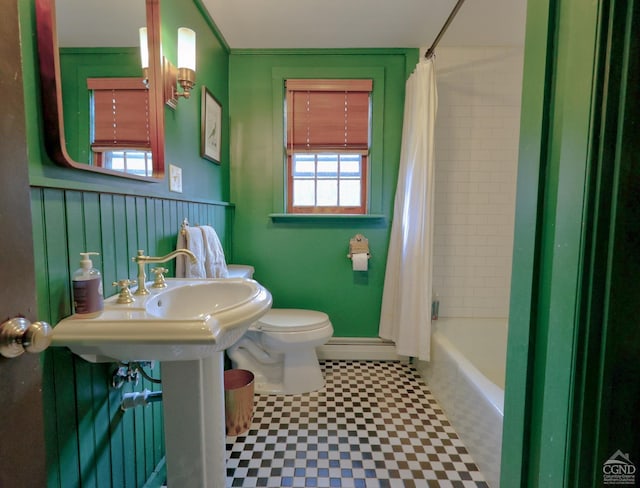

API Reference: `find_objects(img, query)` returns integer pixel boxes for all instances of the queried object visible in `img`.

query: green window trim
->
[271,66,386,215]
[268,213,386,223]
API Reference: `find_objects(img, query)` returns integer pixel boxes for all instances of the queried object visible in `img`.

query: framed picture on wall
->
[201,86,222,164]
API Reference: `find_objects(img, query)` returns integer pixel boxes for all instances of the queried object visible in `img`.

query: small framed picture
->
[201,86,222,164]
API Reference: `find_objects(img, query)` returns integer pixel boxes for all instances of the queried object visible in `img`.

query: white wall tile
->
[432,47,523,319]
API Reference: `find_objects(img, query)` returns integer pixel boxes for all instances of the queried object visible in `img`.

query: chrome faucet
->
[132,249,198,295]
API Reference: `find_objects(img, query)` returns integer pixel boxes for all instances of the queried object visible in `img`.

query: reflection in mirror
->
[36,0,165,180]
[57,0,150,174]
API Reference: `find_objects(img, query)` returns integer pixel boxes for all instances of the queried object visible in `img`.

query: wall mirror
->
[36,0,165,180]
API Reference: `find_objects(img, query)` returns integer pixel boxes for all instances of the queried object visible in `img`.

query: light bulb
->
[177,28,196,71]
[139,27,149,70]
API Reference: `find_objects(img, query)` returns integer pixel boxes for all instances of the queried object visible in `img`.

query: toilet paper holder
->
[347,234,371,259]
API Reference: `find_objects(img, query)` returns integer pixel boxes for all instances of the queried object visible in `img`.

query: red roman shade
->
[286,79,373,153]
[88,77,150,151]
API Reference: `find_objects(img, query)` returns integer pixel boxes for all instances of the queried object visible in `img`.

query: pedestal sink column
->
[162,352,226,488]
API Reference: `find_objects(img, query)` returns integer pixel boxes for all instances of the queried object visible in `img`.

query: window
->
[100,150,153,177]
[88,77,153,176]
[286,79,373,214]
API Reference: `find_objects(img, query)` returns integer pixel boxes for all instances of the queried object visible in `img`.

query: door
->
[0,0,47,485]
[502,0,640,486]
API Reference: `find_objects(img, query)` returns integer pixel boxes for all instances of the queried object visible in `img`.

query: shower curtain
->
[379,58,437,360]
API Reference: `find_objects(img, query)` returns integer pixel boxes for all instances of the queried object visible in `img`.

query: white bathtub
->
[417,317,507,488]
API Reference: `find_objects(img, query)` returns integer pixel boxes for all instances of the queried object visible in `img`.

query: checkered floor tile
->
[225,360,489,487]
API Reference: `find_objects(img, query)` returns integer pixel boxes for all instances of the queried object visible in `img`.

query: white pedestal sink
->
[162,354,227,488]
[52,278,272,488]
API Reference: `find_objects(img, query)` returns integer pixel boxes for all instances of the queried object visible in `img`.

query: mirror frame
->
[35,0,165,181]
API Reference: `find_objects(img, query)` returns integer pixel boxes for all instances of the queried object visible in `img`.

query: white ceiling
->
[201,0,527,50]
[55,0,527,51]
[56,0,145,47]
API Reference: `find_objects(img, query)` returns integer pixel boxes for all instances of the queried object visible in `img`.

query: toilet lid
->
[255,309,331,332]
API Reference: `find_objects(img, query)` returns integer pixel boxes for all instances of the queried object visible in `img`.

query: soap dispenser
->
[72,252,104,317]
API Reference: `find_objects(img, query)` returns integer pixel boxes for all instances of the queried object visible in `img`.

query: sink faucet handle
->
[112,279,137,304]
[151,267,169,289]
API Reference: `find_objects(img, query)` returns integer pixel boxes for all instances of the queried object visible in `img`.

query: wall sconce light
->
[163,27,197,109]
[139,27,149,87]
[177,28,196,93]
[138,26,197,108]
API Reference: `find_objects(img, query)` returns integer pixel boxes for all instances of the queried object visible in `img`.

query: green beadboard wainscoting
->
[228,49,418,338]
[31,189,232,487]
[18,0,232,484]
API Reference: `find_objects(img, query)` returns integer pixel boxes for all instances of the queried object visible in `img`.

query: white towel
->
[175,227,207,278]
[200,225,229,278]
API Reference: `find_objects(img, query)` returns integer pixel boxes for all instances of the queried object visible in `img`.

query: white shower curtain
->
[379,58,437,360]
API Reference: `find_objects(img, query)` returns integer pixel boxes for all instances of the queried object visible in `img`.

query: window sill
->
[269,213,386,224]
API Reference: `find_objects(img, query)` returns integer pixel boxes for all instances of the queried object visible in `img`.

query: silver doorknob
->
[0,317,52,358]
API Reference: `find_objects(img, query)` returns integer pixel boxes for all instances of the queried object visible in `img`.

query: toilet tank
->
[226,265,255,279]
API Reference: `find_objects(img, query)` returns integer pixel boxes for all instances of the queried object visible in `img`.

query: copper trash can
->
[223,369,255,436]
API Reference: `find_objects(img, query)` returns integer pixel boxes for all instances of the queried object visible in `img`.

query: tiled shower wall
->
[432,47,524,318]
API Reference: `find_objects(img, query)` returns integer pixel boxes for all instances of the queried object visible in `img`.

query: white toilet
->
[226,265,333,395]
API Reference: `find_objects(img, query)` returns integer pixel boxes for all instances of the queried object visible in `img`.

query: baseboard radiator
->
[317,337,408,361]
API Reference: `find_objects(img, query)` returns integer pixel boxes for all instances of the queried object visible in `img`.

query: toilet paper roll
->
[352,252,368,271]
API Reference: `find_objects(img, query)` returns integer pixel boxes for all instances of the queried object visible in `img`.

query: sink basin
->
[52,277,272,487]
[52,278,272,362]
[146,280,260,320]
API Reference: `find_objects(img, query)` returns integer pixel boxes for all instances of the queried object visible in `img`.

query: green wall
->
[21,0,229,203]
[59,48,141,164]
[19,0,231,486]
[228,49,417,337]
[501,0,640,486]
[501,0,600,481]
[161,0,231,203]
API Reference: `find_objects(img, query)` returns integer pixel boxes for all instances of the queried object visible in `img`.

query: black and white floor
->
[225,360,489,488]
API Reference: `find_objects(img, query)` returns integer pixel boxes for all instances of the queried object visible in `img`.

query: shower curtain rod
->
[424,0,467,59]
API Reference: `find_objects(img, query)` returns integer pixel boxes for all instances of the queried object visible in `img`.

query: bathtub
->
[417,317,507,488]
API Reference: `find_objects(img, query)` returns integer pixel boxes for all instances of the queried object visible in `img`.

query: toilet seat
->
[254,309,330,333]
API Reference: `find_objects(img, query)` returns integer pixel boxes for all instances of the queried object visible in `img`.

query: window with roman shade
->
[87,77,152,176]
[286,79,373,214]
